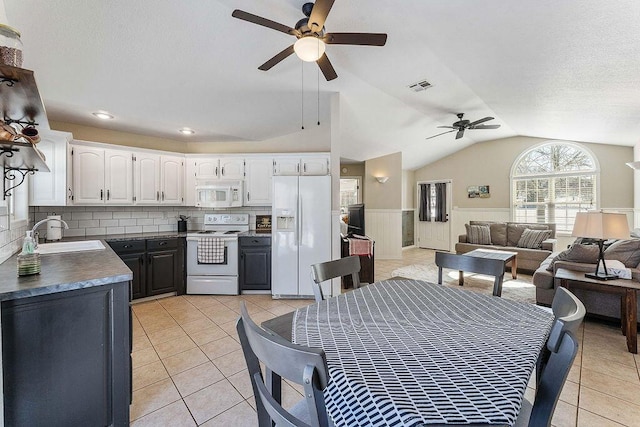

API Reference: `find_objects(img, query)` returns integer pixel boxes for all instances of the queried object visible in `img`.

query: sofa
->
[533,239,640,322]
[456,221,557,273]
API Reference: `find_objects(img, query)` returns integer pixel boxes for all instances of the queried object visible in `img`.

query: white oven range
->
[186,213,249,295]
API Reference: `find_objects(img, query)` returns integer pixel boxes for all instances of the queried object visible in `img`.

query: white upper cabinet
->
[273,155,330,176]
[72,144,134,205]
[244,158,273,206]
[29,131,73,206]
[160,155,183,204]
[193,157,245,180]
[105,150,134,204]
[134,153,183,205]
[134,152,161,204]
[301,156,330,175]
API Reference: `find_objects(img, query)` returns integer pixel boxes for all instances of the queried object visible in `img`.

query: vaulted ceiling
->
[5,0,640,169]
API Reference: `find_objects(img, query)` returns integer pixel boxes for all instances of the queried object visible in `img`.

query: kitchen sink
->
[36,240,105,255]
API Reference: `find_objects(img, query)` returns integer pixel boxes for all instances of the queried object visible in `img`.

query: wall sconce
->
[626,161,640,170]
[375,176,389,184]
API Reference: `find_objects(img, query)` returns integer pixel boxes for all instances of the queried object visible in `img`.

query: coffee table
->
[461,249,518,284]
[555,268,640,354]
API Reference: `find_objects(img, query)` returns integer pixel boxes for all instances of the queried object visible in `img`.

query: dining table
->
[262,278,554,427]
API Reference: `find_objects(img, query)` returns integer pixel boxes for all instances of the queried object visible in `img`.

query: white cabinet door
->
[184,160,196,206]
[219,157,245,180]
[29,131,72,206]
[244,158,272,206]
[301,156,329,175]
[194,158,218,179]
[72,145,105,204]
[135,152,161,205]
[273,157,300,176]
[161,155,183,204]
[105,150,133,204]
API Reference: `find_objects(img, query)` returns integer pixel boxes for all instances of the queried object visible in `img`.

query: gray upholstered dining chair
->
[536,287,586,383]
[310,256,362,303]
[515,330,579,427]
[236,302,333,427]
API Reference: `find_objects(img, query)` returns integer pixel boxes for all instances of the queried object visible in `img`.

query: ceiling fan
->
[231,0,387,81]
[426,113,501,140]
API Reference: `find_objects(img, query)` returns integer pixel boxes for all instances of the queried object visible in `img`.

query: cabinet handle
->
[162,191,165,201]
[156,191,160,201]
[303,163,307,173]
[222,166,225,176]
[252,240,259,243]
[247,192,250,201]
[123,244,132,248]
[159,241,167,246]
[296,163,300,173]
[100,189,103,200]
[215,166,219,176]
[107,189,110,200]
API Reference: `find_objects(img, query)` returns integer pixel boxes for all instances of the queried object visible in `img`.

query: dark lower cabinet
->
[239,236,271,292]
[1,282,131,426]
[108,237,185,300]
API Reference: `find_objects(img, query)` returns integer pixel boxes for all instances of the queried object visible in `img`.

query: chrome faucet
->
[31,218,69,247]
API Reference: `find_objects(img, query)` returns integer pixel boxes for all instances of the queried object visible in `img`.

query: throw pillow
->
[546,244,600,271]
[604,239,640,268]
[489,223,508,246]
[506,223,549,247]
[465,224,491,245]
[517,228,552,249]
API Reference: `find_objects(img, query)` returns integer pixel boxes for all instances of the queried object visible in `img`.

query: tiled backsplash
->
[29,206,272,239]
[0,206,29,264]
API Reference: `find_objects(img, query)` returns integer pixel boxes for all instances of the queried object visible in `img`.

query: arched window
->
[511,141,598,234]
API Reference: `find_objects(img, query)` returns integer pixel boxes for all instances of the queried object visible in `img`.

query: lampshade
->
[294,37,326,62]
[572,211,630,240]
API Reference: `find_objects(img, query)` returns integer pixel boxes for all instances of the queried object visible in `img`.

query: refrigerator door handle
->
[298,195,302,246]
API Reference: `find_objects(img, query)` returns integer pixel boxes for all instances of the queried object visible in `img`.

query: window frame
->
[510,140,600,235]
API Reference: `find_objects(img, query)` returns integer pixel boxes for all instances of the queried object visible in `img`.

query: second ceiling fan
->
[232,0,387,81]
[426,113,501,140]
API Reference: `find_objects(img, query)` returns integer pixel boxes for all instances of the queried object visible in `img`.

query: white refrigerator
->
[272,175,332,297]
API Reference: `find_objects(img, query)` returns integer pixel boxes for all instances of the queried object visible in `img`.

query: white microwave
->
[195,180,243,208]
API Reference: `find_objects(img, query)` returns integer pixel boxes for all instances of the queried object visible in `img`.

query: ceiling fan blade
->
[436,126,457,129]
[323,32,388,46]
[232,10,298,36]
[308,0,335,33]
[455,129,465,139]
[316,53,338,81]
[425,130,455,140]
[258,45,295,71]
[469,124,501,130]
[467,116,494,127]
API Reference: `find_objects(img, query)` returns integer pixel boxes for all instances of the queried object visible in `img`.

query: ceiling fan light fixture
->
[294,36,325,62]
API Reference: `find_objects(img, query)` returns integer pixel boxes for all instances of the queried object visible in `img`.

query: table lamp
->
[572,211,630,280]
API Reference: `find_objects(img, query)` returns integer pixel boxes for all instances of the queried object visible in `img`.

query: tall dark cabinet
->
[239,235,271,292]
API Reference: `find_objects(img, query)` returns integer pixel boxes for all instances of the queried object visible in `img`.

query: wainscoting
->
[365,209,402,260]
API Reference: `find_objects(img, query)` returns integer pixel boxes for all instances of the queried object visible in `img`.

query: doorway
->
[339,177,361,214]
[416,180,452,251]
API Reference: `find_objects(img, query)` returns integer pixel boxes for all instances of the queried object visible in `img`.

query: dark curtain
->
[434,182,447,222]
[418,183,431,221]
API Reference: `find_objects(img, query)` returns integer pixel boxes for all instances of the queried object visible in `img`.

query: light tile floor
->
[130,247,640,426]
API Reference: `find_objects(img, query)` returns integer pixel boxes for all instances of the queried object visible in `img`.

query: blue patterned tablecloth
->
[292,279,554,427]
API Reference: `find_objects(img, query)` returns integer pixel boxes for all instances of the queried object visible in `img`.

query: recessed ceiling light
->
[179,127,195,135]
[92,111,114,120]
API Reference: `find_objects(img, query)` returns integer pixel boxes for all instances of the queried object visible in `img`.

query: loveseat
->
[532,239,640,321]
[456,221,557,273]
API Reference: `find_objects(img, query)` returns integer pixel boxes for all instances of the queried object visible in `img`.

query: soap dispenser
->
[17,231,40,276]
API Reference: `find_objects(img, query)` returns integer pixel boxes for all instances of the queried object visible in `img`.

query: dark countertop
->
[239,231,271,237]
[89,231,188,242]
[0,240,132,302]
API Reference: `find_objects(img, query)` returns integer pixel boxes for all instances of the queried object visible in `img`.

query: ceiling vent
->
[408,79,432,92]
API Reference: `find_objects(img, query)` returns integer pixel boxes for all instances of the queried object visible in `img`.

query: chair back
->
[236,302,330,427]
[547,287,585,352]
[310,256,361,302]
[528,331,579,427]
